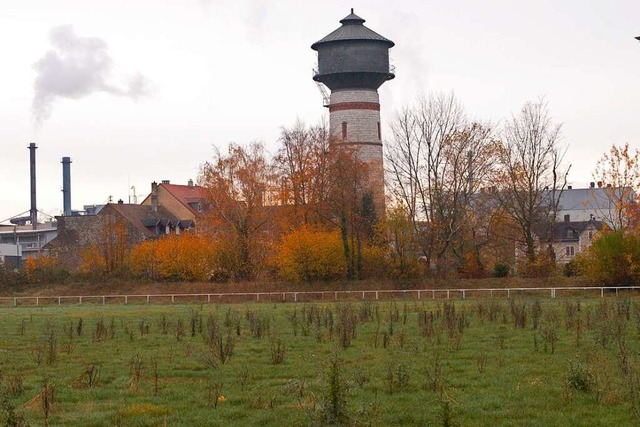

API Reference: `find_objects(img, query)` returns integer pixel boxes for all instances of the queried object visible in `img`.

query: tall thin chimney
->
[28,143,37,229]
[151,181,158,213]
[62,157,72,216]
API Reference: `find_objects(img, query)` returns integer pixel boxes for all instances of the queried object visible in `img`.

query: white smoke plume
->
[32,25,150,124]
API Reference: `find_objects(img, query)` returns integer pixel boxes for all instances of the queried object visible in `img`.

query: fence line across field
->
[2,286,640,307]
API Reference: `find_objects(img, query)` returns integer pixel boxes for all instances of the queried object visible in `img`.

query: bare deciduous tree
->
[386,93,499,276]
[496,99,569,265]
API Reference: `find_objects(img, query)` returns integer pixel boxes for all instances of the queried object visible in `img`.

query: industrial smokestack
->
[28,143,37,229]
[62,157,72,216]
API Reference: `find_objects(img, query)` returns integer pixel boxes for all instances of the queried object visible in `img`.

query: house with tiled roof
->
[140,180,207,224]
[53,200,194,271]
[556,184,636,229]
[529,213,602,263]
[548,219,602,264]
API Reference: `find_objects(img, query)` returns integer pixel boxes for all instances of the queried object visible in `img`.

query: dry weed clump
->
[71,364,101,389]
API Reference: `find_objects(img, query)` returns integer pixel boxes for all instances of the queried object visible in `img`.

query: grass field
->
[0,297,639,426]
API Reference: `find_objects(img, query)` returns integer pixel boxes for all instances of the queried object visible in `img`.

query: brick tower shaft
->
[329,89,385,214]
[312,9,395,218]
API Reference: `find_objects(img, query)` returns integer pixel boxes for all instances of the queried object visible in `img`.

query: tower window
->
[377,122,381,140]
[342,122,347,139]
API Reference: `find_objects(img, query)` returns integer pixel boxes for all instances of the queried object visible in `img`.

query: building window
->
[342,122,347,139]
[565,245,575,257]
[588,231,593,239]
[377,122,381,140]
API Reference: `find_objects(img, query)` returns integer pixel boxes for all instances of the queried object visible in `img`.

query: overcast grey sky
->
[1,0,639,222]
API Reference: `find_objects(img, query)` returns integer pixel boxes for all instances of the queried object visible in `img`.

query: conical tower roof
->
[311,9,394,50]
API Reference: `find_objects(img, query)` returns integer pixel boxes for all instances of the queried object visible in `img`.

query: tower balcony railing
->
[312,65,396,77]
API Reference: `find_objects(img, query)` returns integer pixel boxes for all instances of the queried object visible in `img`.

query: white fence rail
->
[1,286,640,307]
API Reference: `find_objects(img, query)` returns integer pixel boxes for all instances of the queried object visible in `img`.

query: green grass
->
[0,298,639,426]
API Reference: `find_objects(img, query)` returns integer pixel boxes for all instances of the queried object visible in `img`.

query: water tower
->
[312,9,395,214]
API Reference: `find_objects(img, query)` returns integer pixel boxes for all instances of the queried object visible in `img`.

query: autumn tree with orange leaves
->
[273,120,332,226]
[592,142,640,231]
[77,211,129,276]
[326,146,379,280]
[199,142,275,281]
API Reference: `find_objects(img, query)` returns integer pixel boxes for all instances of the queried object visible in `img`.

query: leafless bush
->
[224,308,240,336]
[159,314,169,335]
[563,300,580,330]
[542,327,559,353]
[201,324,235,368]
[62,321,76,354]
[425,352,444,395]
[138,319,149,337]
[17,318,26,336]
[44,320,58,366]
[287,307,299,336]
[3,371,24,396]
[129,354,144,392]
[76,318,83,337]
[496,325,507,350]
[386,361,409,395]
[0,397,27,427]
[151,356,159,396]
[336,304,358,349]
[206,381,224,409]
[246,310,270,339]
[476,352,487,374]
[531,300,542,329]
[509,299,527,329]
[269,334,286,365]
[175,318,185,342]
[359,301,375,322]
[93,318,108,342]
[190,309,202,337]
[237,365,251,390]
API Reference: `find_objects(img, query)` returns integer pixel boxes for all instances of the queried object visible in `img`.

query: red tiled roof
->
[161,183,206,216]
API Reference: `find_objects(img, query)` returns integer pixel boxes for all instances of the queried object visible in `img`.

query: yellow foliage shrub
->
[25,254,67,283]
[276,225,346,282]
[130,233,217,282]
[129,240,159,280]
[80,245,106,276]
